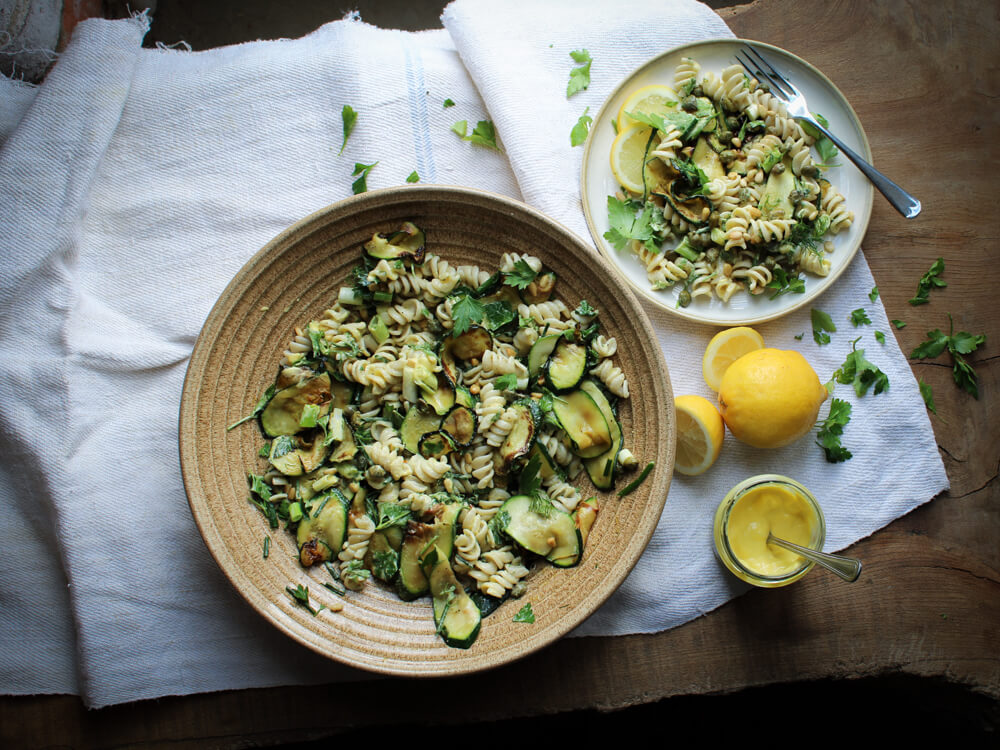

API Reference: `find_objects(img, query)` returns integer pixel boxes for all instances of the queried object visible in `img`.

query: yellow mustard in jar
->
[714,475,825,587]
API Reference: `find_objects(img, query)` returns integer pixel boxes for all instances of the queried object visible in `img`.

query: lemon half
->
[616,84,680,132]
[609,123,654,195]
[674,395,725,476]
[702,326,765,392]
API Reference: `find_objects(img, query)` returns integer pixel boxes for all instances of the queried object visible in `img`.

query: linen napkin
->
[442,0,947,635]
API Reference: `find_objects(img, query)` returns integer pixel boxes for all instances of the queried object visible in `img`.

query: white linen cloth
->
[0,0,946,708]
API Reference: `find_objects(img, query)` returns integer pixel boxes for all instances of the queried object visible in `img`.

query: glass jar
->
[713,474,826,588]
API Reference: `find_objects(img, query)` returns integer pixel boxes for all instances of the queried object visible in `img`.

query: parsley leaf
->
[372,550,398,581]
[513,602,535,623]
[452,119,502,151]
[375,502,411,531]
[494,373,518,392]
[875,331,886,344]
[892,319,907,329]
[908,257,946,305]
[811,307,837,345]
[910,315,987,398]
[567,49,592,97]
[227,384,276,430]
[406,170,420,183]
[869,286,880,302]
[286,584,323,615]
[571,106,592,147]
[451,294,485,336]
[520,452,544,498]
[832,338,889,397]
[443,98,456,108]
[339,105,357,155]
[910,328,950,359]
[483,300,516,331]
[503,258,539,289]
[604,196,655,251]
[919,378,937,414]
[794,332,805,341]
[574,299,598,319]
[351,161,378,194]
[850,308,872,327]
[816,398,853,462]
[766,267,806,299]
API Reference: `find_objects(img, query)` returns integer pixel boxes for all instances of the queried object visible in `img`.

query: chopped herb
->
[322,581,346,596]
[570,106,592,147]
[435,584,457,635]
[258,442,271,458]
[850,308,872,327]
[811,307,837,345]
[262,535,270,559]
[766,267,806,299]
[450,294,485,336]
[406,170,420,183]
[513,602,536,623]
[372,550,399,580]
[351,161,378,194]
[875,331,886,344]
[375,502,411,530]
[451,119,501,151]
[342,559,371,589]
[910,315,986,398]
[816,398,853,462]
[339,105,357,155]
[617,461,654,497]
[503,258,539,290]
[794,332,804,341]
[519,452,544,498]
[494,373,518,391]
[869,286,880,303]
[567,49,592,97]
[832,338,889,397]
[286,584,323,615]
[574,299,598,319]
[604,196,656,252]
[227,384,276,430]
[443,98,456,108]
[908,257,946,305]
[483,300,516,331]
[919,378,937,414]
[248,472,273,503]
[892,319,907,329]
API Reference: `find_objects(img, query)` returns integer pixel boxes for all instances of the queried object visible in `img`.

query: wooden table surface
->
[3,0,997,746]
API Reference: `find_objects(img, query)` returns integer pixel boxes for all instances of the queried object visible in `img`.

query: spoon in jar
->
[767,532,862,582]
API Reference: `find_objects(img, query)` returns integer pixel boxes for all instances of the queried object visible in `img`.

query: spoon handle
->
[767,533,862,583]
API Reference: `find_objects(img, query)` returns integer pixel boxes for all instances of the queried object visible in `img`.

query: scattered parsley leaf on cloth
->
[451,119,501,151]
[443,98,456,108]
[570,106,592,147]
[339,105,357,155]
[816,397,853,463]
[351,161,378,194]
[850,308,872,327]
[406,171,420,183]
[869,286,880,302]
[566,49,592,97]
[811,307,837,345]
[832,338,890,397]
[908,257,947,305]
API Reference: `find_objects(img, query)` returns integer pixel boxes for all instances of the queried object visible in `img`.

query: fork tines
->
[736,46,791,100]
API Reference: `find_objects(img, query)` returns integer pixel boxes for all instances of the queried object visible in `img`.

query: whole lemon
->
[717,348,828,449]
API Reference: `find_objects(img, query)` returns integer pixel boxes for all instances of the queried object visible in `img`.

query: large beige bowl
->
[179,185,674,676]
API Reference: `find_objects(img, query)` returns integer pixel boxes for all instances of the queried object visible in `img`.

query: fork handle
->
[798,116,921,219]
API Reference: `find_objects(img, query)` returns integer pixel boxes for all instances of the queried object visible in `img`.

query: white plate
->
[581,38,874,327]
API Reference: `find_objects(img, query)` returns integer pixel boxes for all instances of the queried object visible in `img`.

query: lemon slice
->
[702,326,766,392]
[610,123,654,195]
[617,84,680,132]
[674,395,725,476]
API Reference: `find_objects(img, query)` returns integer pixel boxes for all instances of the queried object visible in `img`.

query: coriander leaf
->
[494,373,518,391]
[869,286,880,302]
[918,378,937,414]
[811,307,837,345]
[567,49,592,97]
[443,98,456,108]
[339,105,357,155]
[503,258,538,290]
[908,257,946,305]
[875,331,886,344]
[604,196,654,251]
[892,319,907,329]
[513,602,535,623]
[451,294,485,336]
[227,383,276,430]
[816,397,853,462]
[406,170,420,183]
[571,106,592,147]
[850,308,872,327]
[351,161,378,194]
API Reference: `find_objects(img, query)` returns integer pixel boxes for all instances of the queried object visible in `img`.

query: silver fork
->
[736,45,921,219]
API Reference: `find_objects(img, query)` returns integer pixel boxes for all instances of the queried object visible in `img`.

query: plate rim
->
[178,184,675,676]
[580,37,875,327]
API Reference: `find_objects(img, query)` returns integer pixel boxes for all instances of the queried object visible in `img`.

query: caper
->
[719,149,737,164]
[706,247,720,263]
[677,290,692,308]
[771,162,786,175]
[718,130,733,144]
[681,95,698,112]
[726,116,740,131]
[692,85,704,97]
[802,164,820,178]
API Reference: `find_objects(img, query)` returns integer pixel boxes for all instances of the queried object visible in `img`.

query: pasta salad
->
[605,56,854,306]
[237,222,638,648]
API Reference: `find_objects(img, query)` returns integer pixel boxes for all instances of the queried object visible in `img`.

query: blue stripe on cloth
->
[402,40,436,183]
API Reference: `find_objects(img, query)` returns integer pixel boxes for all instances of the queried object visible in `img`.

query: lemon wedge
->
[702,326,765,392]
[610,123,654,195]
[616,84,680,132]
[674,395,725,476]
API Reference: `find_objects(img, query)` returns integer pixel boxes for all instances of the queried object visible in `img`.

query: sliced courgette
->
[692,136,725,181]
[418,430,455,459]
[296,488,349,566]
[545,340,587,391]
[527,333,562,378]
[397,520,435,600]
[297,429,331,474]
[424,546,481,649]
[580,380,623,490]
[499,400,538,469]
[550,388,612,459]
[363,221,426,263]
[328,419,357,463]
[399,405,444,455]
[423,374,456,416]
[441,404,476,447]
[758,157,796,220]
[573,497,600,549]
[499,494,582,568]
[260,373,332,437]
[268,434,303,476]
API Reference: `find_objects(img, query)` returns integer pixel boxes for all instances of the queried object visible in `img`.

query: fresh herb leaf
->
[567,49,592,97]
[451,120,468,137]
[451,294,485,336]
[919,379,937,414]
[435,584,457,635]
[248,472,273,503]
[869,286,880,303]
[604,196,655,251]
[892,319,907,329]
[342,560,371,589]
[910,315,987,399]
[625,110,697,140]
[406,170,420,183]
[227,384,276,430]
[286,584,322,615]
[375,502,411,531]
[339,105,357,155]
[570,106,592,147]
[875,331,886,344]
[811,307,837,345]
[574,299,598,319]
[520,452,544,499]
[372,550,399,580]
[494,373,518,391]
[766,267,806,299]
[850,308,872,327]
[910,328,950,360]
[483,300,516,330]
[503,258,539,290]
[443,98,456,108]
[816,397,853,462]
[351,161,378,194]
[513,602,536,623]
[908,257,946,305]
[794,332,805,341]
[452,119,501,151]
[833,338,889,397]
